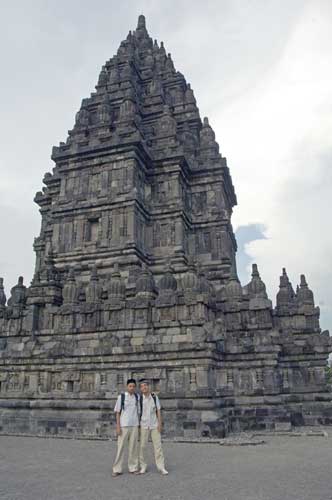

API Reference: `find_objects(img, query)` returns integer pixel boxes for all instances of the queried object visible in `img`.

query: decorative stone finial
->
[0,277,6,307]
[159,260,177,293]
[252,263,260,278]
[244,263,267,299]
[276,267,295,310]
[297,274,314,306]
[225,267,242,300]
[108,263,125,299]
[136,265,156,296]
[137,14,146,30]
[300,274,307,287]
[85,266,102,303]
[279,268,289,287]
[182,257,199,291]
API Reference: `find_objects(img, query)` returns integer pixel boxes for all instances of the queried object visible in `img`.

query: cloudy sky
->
[0,0,331,329]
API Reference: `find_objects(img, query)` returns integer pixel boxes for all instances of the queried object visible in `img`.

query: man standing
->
[112,378,139,477]
[137,379,168,475]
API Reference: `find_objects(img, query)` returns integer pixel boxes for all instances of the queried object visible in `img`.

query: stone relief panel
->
[153,221,175,248]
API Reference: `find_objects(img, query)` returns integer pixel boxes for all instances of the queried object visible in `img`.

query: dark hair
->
[139,378,149,385]
[127,378,136,386]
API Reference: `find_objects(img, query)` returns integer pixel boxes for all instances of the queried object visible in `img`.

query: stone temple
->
[0,15,331,438]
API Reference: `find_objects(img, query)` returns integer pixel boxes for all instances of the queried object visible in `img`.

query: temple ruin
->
[0,15,331,437]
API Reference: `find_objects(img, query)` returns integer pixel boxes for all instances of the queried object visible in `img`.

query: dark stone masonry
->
[0,15,331,438]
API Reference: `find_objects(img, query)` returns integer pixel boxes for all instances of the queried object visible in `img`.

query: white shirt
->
[114,392,139,427]
[140,393,161,430]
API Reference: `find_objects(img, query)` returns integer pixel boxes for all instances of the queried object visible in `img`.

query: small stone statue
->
[0,277,6,307]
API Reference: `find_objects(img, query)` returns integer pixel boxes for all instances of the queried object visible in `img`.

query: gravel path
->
[0,433,331,500]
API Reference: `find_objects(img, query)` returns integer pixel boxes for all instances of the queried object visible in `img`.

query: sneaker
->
[159,469,169,475]
[136,468,147,474]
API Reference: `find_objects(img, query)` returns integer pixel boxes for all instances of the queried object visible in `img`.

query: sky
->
[0,0,331,330]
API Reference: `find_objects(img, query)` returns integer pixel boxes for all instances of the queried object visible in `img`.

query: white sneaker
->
[160,469,169,475]
[138,468,147,474]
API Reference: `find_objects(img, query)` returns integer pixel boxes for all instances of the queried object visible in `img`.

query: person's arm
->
[157,409,162,433]
[156,396,162,433]
[115,411,122,436]
[114,396,122,436]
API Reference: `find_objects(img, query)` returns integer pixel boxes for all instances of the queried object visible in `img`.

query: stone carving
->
[0,15,331,439]
[135,265,156,298]
[185,83,196,105]
[7,276,27,310]
[0,278,6,307]
[75,107,89,128]
[97,66,108,86]
[62,269,79,305]
[199,117,219,160]
[85,266,102,304]
[98,94,111,124]
[157,105,177,137]
[107,264,126,300]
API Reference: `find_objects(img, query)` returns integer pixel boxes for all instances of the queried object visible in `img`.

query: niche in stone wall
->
[67,381,74,392]
[153,221,175,248]
[51,373,63,391]
[23,375,30,390]
[80,373,95,392]
[8,373,20,391]
[167,370,184,393]
[237,370,253,395]
[134,308,148,324]
[226,370,234,387]
[100,373,107,386]
[192,191,207,215]
[85,218,100,242]
[152,179,172,203]
[108,309,124,326]
[38,372,47,392]
[151,379,161,392]
[195,230,212,255]
[117,373,124,388]
[157,306,176,322]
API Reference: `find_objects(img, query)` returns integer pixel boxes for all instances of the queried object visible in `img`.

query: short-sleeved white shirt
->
[114,392,139,427]
[140,393,161,430]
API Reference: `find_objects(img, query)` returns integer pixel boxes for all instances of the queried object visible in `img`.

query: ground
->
[0,431,332,500]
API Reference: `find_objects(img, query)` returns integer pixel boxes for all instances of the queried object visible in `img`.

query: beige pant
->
[113,426,139,473]
[139,427,165,472]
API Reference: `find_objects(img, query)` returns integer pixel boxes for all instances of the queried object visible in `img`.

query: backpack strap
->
[139,394,143,421]
[134,392,140,421]
[120,392,125,414]
[151,392,158,414]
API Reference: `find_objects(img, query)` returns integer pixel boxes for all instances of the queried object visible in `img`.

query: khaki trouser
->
[113,426,139,473]
[139,427,165,471]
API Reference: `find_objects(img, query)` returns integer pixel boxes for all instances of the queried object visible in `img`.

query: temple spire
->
[137,14,146,30]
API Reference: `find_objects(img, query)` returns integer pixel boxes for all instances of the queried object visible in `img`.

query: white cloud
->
[214,1,332,329]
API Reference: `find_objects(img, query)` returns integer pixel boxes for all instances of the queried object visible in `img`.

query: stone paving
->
[0,432,332,500]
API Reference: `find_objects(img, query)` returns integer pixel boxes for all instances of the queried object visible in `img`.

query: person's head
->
[126,378,136,394]
[139,378,150,395]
